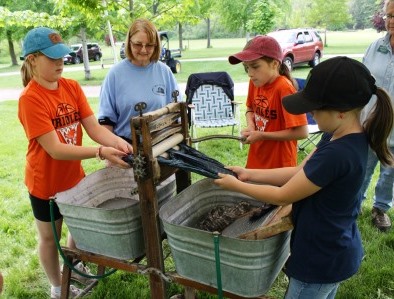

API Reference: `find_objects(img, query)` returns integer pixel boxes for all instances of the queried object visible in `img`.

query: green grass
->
[1,30,393,298]
[1,96,394,298]
[320,29,385,53]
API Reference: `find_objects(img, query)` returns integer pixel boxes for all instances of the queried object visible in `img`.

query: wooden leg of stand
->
[184,286,196,299]
[60,255,73,299]
[97,265,105,275]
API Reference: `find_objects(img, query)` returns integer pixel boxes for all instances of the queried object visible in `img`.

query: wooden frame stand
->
[59,101,274,299]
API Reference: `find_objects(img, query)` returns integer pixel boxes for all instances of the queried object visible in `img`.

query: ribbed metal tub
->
[55,167,176,260]
[159,178,290,297]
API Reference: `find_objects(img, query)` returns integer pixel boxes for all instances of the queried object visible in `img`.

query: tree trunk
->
[103,0,118,64]
[178,22,183,50]
[80,28,91,80]
[206,18,211,48]
[6,30,18,66]
[324,29,327,47]
[153,1,159,15]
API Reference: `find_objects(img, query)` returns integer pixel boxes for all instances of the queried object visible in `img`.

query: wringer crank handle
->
[125,101,184,179]
[171,90,179,103]
[134,101,147,117]
[129,102,148,179]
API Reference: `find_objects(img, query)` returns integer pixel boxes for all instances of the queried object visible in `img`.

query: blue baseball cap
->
[21,27,75,60]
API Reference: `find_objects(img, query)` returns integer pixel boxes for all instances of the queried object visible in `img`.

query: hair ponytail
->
[363,87,394,166]
[20,59,34,87]
[278,63,294,87]
[260,57,296,88]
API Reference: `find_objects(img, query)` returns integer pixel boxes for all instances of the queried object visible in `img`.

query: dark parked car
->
[64,43,102,64]
[120,42,125,60]
[120,31,182,73]
[267,29,323,71]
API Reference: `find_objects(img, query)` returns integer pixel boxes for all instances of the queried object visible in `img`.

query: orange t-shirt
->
[245,76,307,169]
[18,78,94,199]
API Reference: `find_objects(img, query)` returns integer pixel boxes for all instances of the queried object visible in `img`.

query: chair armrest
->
[188,104,196,125]
[231,101,242,106]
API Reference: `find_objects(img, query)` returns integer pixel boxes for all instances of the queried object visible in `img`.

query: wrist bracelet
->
[96,146,105,160]
[245,110,254,115]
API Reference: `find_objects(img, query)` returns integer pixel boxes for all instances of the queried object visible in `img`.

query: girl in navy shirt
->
[215,57,394,299]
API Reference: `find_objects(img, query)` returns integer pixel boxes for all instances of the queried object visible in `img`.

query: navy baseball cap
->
[282,56,377,114]
[21,27,74,60]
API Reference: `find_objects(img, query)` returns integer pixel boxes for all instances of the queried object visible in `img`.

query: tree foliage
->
[246,0,276,34]
[272,0,292,29]
[0,0,386,67]
[0,1,73,66]
[372,0,386,32]
[0,6,72,29]
[286,0,311,28]
[349,0,377,29]
[215,0,256,34]
[245,0,291,34]
[306,0,350,30]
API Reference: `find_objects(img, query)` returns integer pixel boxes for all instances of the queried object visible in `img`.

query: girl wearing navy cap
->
[215,56,394,299]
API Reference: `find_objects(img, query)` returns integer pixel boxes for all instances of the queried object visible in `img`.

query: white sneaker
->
[70,262,96,285]
[50,284,82,299]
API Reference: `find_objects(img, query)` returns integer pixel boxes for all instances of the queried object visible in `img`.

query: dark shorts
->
[29,193,62,222]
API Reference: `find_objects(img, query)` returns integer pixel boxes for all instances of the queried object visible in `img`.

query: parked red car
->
[267,29,324,71]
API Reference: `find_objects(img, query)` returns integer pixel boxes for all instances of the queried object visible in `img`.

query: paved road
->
[0,61,249,101]
[0,54,362,102]
[0,82,250,102]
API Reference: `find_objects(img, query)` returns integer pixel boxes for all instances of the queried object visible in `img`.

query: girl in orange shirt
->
[229,35,308,169]
[18,27,132,298]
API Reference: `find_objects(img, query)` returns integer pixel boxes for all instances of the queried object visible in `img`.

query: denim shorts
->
[29,193,62,222]
[285,277,340,299]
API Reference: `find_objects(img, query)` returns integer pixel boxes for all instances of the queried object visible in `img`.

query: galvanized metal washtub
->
[159,178,290,298]
[55,167,176,260]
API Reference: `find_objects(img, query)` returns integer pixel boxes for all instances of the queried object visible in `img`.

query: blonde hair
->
[124,18,161,62]
[20,53,39,87]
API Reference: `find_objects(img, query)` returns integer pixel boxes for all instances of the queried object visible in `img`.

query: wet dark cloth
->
[195,201,253,232]
[157,143,237,179]
[123,143,236,179]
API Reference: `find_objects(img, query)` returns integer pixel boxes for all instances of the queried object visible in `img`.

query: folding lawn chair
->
[185,71,242,150]
[297,115,322,155]
[295,78,323,155]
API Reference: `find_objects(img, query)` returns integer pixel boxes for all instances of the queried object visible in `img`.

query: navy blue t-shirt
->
[284,132,367,283]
